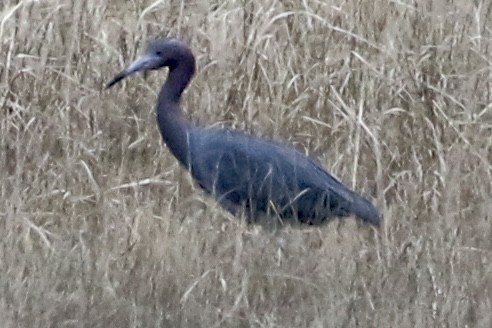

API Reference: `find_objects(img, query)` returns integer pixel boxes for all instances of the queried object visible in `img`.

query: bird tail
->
[351,194,380,226]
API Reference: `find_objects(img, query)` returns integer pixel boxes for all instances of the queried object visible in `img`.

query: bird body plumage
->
[107,37,380,226]
[187,127,379,225]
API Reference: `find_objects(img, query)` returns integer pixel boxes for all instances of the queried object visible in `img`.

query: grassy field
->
[1,0,491,327]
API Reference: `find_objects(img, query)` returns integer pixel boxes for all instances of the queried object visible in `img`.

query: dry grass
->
[1,0,491,327]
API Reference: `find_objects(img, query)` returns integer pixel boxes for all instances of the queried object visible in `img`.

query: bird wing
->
[189,128,355,204]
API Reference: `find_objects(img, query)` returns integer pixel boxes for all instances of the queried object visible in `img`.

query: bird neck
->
[156,63,196,168]
[161,60,195,102]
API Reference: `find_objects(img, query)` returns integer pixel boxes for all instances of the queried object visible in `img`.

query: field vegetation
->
[1,0,491,326]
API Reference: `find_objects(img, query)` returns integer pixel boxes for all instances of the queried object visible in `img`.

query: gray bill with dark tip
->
[106,54,160,89]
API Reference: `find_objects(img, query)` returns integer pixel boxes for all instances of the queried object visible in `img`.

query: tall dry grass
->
[1,0,491,327]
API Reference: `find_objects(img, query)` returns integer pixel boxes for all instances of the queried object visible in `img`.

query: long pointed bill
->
[106,54,160,89]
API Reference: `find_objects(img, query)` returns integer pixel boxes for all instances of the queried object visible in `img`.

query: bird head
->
[106,38,193,89]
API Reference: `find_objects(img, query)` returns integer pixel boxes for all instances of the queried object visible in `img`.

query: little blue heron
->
[106,37,380,226]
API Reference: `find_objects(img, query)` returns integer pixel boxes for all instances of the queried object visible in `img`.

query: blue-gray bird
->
[107,37,380,226]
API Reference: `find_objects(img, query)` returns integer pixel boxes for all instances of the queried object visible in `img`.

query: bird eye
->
[156,51,162,56]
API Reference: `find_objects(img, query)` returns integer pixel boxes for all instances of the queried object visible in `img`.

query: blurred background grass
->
[0,0,491,327]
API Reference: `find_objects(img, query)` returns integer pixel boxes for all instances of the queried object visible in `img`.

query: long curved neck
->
[156,60,196,168]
